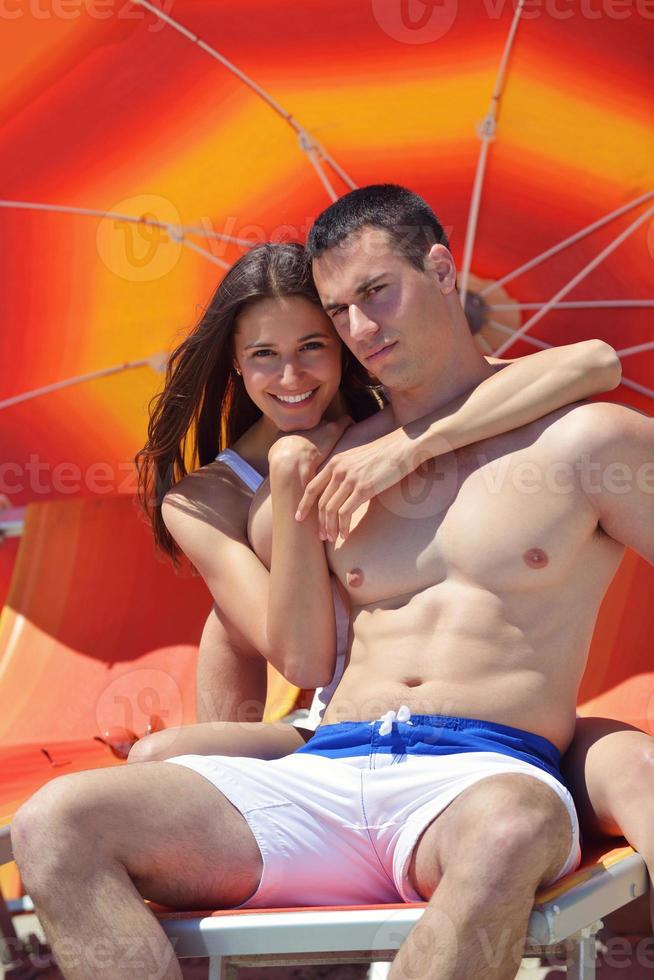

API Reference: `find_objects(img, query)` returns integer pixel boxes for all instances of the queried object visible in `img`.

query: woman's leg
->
[563,716,654,928]
[137,607,309,763]
[128,719,308,763]
[196,606,268,723]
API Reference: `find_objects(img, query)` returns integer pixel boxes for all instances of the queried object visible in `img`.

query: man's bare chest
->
[328,444,603,607]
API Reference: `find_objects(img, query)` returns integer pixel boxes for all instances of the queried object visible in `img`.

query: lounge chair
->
[156,842,647,979]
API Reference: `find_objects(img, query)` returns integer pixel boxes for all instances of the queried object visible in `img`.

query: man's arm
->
[297,340,621,541]
[578,403,654,564]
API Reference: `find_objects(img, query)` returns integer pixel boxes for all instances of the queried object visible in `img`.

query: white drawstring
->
[377,704,412,736]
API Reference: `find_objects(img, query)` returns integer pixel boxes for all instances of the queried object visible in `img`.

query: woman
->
[133,241,625,763]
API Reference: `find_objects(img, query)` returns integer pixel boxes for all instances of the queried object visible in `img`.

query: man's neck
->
[389,351,496,426]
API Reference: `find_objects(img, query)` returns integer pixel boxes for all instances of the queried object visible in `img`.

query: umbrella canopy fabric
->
[1,2,652,507]
[0,4,652,721]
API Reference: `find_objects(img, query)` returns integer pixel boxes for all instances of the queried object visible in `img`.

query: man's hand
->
[268,416,353,490]
[295,427,427,541]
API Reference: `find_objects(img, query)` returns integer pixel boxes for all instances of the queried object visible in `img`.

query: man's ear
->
[424,244,457,294]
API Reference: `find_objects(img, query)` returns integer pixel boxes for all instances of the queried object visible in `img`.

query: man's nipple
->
[346,567,364,588]
[523,548,549,569]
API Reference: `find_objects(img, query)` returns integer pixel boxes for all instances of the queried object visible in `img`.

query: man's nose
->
[349,304,379,342]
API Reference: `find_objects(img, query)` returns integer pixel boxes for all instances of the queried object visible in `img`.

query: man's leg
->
[196,607,267,722]
[564,716,654,930]
[391,773,573,980]
[11,761,263,980]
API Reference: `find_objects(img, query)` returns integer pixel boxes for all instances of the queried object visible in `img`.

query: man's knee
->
[472,775,568,841]
[443,777,571,886]
[11,774,98,892]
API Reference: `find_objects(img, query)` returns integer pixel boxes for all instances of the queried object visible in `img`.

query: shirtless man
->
[11,186,653,980]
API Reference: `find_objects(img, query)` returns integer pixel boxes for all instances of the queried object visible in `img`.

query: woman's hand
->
[295,427,419,541]
[268,416,353,486]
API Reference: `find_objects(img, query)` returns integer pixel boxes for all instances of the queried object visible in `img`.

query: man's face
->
[312,226,453,392]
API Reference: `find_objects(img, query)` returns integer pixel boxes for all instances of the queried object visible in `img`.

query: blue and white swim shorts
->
[166,710,580,908]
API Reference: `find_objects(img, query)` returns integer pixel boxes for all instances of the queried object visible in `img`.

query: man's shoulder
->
[541,400,652,456]
[334,406,395,453]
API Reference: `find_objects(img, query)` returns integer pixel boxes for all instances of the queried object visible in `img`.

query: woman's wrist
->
[269,435,313,467]
[269,437,317,487]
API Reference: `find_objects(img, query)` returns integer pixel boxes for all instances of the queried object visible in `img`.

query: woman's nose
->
[279,359,302,386]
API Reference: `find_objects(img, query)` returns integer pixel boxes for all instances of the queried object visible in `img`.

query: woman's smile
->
[269,387,319,406]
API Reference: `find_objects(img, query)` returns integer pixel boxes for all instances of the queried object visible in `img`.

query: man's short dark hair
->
[306,184,449,270]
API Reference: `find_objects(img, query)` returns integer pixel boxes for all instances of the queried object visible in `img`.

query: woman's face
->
[233,295,343,432]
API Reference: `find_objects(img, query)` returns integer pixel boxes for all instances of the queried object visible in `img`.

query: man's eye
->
[331,307,347,319]
[367,285,385,298]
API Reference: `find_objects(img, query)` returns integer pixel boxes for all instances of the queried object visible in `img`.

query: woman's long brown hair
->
[136,242,382,562]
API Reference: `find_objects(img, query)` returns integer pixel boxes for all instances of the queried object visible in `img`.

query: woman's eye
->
[252,349,275,358]
[301,342,325,351]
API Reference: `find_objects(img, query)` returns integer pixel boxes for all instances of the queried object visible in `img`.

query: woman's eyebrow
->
[323,273,388,313]
[244,332,330,350]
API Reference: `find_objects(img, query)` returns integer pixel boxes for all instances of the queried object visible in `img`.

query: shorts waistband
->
[296,712,563,783]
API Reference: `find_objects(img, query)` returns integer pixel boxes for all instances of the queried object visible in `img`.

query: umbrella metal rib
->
[304,145,339,203]
[481,190,654,298]
[0,355,168,411]
[616,342,654,358]
[490,321,654,403]
[0,200,232,269]
[132,0,356,199]
[490,301,654,311]
[493,204,654,356]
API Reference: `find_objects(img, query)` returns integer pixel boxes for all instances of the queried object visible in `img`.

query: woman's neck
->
[230,391,350,477]
[231,416,277,477]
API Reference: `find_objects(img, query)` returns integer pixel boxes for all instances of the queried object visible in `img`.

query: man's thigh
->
[17,760,263,909]
[407,773,573,900]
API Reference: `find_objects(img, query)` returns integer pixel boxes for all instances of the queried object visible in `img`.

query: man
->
[11,186,653,980]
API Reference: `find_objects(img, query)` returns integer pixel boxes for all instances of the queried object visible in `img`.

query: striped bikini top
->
[215,448,264,493]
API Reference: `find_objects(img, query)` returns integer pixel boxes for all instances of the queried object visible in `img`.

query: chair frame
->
[1,817,650,976]
[159,849,648,979]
